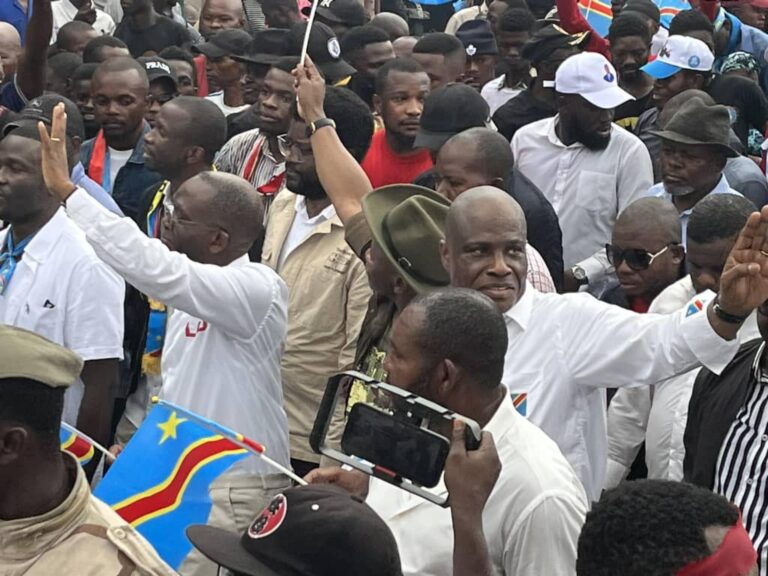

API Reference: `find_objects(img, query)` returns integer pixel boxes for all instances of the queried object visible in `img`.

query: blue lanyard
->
[0,230,35,296]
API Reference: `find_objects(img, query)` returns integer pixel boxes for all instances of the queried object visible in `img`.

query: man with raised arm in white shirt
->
[440,185,768,503]
[38,103,292,576]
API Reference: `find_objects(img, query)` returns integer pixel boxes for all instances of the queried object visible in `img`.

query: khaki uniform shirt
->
[262,190,372,463]
[0,454,176,576]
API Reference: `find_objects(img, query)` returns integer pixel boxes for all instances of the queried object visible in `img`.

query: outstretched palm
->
[719,206,768,316]
[37,102,75,201]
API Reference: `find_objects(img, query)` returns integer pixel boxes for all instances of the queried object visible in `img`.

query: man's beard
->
[574,124,611,150]
[294,179,327,200]
[664,181,696,197]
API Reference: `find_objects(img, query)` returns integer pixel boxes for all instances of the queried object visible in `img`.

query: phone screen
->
[341,403,450,488]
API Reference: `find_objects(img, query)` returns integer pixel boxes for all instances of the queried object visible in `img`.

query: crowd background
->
[4,0,768,575]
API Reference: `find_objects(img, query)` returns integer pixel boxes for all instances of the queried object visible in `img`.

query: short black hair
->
[322,86,374,162]
[577,480,740,576]
[341,25,391,56]
[411,288,508,390]
[56,20,96,52]
[167,96,227,163]
[82,35,129,64]
[0,378,65,440]
[48,51,83,80]
[413,32,464,57]
[93,56,149,88]
[608,12,652,44]
[374,57,426,96]
[72,62,99,83]
[669,9,715,36]
[493,0,530,8]
[197,171,264,248]
[498,8,536,34]
[159,46,197,83]
[687,194,756,244]
[261,0,298,13]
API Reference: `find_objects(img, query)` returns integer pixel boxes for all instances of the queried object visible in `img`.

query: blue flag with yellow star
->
[578,0,689,38]
[93,404,250,568]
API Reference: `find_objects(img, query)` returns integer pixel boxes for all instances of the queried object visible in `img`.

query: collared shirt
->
[725,156,768,209]
[277,195,337,269]
[366,394,589,576]
[0,0,29,43]
[261,190,372,463]
[480,75,524,116]
[205,91,250,116]
[605,275,761,489]
[502,285,741,502]
[647,175,742,245]
[65,187,292,476]
[715,341,768,575]
[0,208,124,426]
[512,115,653,283]
[51,0,116,41]
[0,453,177,576]
[71,161,123,216]
[444,3,488,34]
[525,244,555,293]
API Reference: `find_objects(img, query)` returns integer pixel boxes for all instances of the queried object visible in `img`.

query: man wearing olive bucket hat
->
[647,96,743,244]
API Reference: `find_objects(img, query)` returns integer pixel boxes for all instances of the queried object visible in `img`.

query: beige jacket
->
[262,190,372,463]
[0,455,176,576]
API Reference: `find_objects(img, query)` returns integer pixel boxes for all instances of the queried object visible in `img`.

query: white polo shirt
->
[366,395,588,576]
[0,209,124,424]
[51,0,116,42]
[502,285,741,502]
[64,188,292,476]
[511,115,653,282]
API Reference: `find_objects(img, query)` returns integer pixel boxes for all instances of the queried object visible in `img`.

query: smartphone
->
[342,403,450,488]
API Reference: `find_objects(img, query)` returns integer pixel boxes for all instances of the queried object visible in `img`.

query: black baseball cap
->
[187,486,403,576]
[414,83,490,151]
[521,24,590,65]
[302,0,368,28]
[234,29,290,66]
[4,94,85,140]
[287,22,356,81]
[138,56,178,89]
[192,29,253,59]
[456,20,498,57]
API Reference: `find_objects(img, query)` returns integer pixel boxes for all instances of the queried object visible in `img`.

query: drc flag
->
[60,426,95,466]
[578,0,690,38]
[94,405,249,568]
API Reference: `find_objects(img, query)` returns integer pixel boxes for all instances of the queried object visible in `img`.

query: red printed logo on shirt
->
[184,320,208,338]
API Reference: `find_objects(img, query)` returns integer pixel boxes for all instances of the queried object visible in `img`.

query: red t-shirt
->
[361,130,433,188]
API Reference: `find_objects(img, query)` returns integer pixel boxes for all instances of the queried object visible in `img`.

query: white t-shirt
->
[107,147,132,193]
[206,91,250,116]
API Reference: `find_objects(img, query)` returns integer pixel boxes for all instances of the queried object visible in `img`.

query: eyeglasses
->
[276,135,313,160]
[163,198,227,233]
[147,93,178,106]
[605,243,678,271]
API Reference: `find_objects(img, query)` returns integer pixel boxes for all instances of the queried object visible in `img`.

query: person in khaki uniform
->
[261,86,374,478]
[0,325,176,576]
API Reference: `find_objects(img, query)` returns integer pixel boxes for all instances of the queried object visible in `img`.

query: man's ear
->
[209,229,230,254]
[439,239,450,273]
[185,145,206,166]
[0,426,28,466]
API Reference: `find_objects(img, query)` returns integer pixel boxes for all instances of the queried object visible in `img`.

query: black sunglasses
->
[605,243,678,271]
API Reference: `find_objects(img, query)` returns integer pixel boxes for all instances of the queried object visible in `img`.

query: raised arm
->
[554,0,610,58]
[293,56,373,225]
[17,0,51,102]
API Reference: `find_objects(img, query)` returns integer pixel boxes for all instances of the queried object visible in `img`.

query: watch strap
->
[307,117,337,137]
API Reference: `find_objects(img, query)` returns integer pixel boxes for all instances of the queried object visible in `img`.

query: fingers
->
[37,119,50,147]
[476,431,497,455]
[52,102,67,142]
[732,211,762,253]
[448,420,468,457]
[304,467,341,484]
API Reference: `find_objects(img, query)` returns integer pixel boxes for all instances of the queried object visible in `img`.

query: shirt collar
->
[294,194,339,226]
[658,175,735,216]
[58,0,78,18]
[484,393,519,443]
[503,285,534,332]
[70,161,86,184]
[20,208,69,265]
[752,341,767,380]
[125,123,152,165]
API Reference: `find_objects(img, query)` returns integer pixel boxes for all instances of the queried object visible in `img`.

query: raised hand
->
[445,421,501,512]
[37,103,77,202]
[292,54,326,124]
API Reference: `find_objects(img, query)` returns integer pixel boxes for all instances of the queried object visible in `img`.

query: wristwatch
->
[570,265,589,287]
[306,117,337,137]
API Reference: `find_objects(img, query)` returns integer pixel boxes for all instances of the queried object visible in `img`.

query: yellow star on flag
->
[157,411,188,444]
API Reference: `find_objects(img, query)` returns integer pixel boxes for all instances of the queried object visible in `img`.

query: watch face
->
[573,267,587,281]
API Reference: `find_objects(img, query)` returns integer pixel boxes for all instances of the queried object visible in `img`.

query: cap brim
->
[317,58,356,81]
[413,128,456,152]
[147,74,178,89]
[233,53,283,66]
[186,526,281,576]
[192,43,229,59]
[580,85,634,110]
[649,129,740,158]
[641,59,682,79]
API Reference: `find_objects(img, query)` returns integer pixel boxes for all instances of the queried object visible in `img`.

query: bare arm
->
[78,358,117,476]
[17,0,51,101]
[293,56,373,225]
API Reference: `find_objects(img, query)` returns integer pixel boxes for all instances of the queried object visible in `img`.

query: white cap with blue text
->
[641,35,714,79]
[553,52,634,110]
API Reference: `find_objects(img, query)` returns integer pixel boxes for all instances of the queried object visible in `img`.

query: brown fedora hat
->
[650,97,739,158]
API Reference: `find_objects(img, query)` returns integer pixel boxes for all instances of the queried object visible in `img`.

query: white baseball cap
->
[641,35,714,79]
[553,52,634,110]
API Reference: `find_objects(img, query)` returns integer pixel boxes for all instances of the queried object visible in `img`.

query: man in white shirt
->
[512,51,653,291]
[194,29,252,116]
[51,0,116,42]
[606,193,760,487]
[0,121,123,460]
[39,105,292,576]
[309,288,588,576]
[440,185,768,502]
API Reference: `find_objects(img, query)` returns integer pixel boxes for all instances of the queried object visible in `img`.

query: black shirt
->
[492,87,557,142]
[615,89,654,132]
[115,15,194,58]
[708,74,768,149]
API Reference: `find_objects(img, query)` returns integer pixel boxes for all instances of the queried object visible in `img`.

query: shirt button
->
[747,478,754,485]
[113,528,127,539]
[763,435,768,442]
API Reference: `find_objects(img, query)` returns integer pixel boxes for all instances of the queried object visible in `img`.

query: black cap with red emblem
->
[186,485,403,576]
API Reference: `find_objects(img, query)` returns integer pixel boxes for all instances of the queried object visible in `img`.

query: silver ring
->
[760,250,768,258]
[50,137,61,143]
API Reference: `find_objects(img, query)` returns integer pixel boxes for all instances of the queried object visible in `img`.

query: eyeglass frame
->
[605,243,680,272]
[162,196,229,235]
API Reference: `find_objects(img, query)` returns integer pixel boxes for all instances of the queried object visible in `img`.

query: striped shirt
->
[715,341,768,575]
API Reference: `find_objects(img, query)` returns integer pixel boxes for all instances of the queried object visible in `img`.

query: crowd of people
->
[5,0,768,574]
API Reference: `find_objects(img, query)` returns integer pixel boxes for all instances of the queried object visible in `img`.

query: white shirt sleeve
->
[65,187,284,341]
[604,386,652,489]
[505,492,584,576]
[560,291,740,389]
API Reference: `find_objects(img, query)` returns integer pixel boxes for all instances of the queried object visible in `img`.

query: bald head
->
[0,23,21,49]
[0,22,21,82]
[447,186,526,243]
[200,0,245,39]
[615,197,681,244]
[443,128,513,185]
[201,172,264,244]
[659,89,715,128]
[370,12,410,41]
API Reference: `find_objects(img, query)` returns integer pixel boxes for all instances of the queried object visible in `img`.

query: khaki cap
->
[0,325,82,388]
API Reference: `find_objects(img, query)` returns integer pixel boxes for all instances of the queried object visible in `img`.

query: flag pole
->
[153,398,308,486]
[300,0,319,66]
[61,421,116,462]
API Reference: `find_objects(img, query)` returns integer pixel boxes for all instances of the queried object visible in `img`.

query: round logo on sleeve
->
[327,37,341,59]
